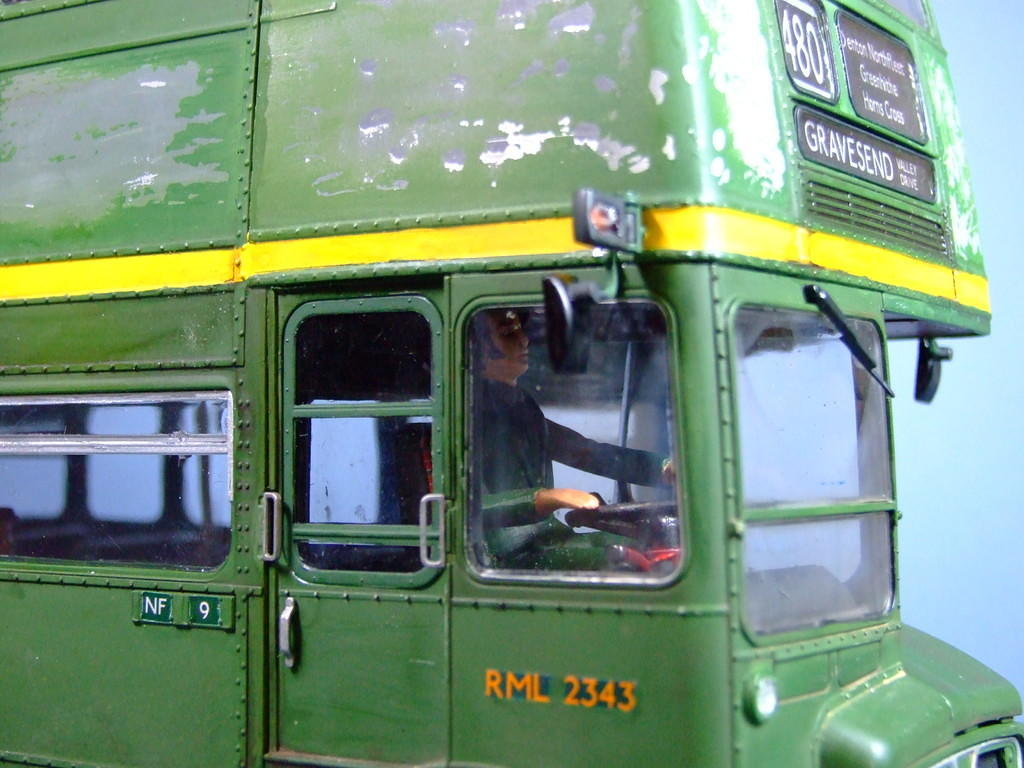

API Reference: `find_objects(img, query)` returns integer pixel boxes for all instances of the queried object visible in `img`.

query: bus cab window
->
[467,301,680,581]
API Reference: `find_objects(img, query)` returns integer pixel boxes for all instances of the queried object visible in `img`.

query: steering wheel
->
[564,500,676,543]
[485,500,679,572]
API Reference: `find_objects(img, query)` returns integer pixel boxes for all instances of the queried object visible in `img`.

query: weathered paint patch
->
[696,0,785,197]
[928,62,980,263]
[516,59,546,84]
[618,7,641,67]
[628,155,651,174]
[570,121,647,172]
[444,149,466,173]
[480,121,557,167]
[358,108,394,140]
[498,0,561,30]
[549,3,594,36]
[434,20,475,48]
[312,171,355,197]
[662,134,677,161]
[649,69,668,105]
[0,63,229,223]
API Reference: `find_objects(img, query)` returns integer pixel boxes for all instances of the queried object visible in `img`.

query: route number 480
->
[777,0,836,101]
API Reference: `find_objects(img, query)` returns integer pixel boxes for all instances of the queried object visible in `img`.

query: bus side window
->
[0,393,232,568]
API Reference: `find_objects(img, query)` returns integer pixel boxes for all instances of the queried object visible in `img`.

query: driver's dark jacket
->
[474,379,664,532]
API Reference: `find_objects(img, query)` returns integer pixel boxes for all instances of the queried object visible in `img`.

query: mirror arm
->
[600,247,622,299]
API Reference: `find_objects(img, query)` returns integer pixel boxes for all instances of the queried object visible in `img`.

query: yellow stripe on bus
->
[953,270,991,312]
[0,206,990,314]
[240,217,579,276]
[0,249,237,302]
[647,207,983,308]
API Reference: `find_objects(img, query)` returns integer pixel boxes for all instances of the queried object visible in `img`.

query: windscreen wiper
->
[804,284,895,398]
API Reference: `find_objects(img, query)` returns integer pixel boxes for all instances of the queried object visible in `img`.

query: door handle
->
[261,490,283,563]
[279,596,298,669]
[418,493,446,568]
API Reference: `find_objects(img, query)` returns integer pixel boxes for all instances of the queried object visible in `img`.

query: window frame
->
[281,295,444,588]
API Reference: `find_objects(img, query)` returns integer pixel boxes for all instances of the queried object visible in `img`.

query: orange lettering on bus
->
[506,672,532,699]
[484,669,504,699]
[532,673,551,703]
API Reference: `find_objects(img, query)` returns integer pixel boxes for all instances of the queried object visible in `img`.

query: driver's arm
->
[546,420,667,486]
[482,487,599,528]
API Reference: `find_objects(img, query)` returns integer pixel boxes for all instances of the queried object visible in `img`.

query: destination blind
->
[795,106,935,202]
[837,10,928,143]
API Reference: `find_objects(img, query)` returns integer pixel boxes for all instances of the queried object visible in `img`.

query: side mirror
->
[543,275,601,373]
[914,337,953,403]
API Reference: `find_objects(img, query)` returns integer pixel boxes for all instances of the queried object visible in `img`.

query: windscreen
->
[735,307,891,506]
[744,512,893,633]
[735,306,894,634]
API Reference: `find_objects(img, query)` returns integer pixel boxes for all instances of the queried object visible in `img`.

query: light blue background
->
[890,0,1024,701]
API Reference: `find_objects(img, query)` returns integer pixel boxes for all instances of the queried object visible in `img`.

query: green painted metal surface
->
[250,0,706,237]
[0,0,254,262]
[0,579,247,768]
[0,290,239,371]
[0,0,989,325]
[0,1,1014,767]
[0,0,253,72]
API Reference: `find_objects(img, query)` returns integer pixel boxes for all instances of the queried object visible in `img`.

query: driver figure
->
[472,309,672,570]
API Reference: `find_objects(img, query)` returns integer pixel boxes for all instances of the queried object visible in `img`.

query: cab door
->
[265,287,449,766]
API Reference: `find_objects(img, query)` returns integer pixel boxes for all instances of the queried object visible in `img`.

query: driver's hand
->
[534,488,600,516]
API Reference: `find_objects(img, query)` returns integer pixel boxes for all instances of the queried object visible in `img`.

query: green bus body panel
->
[0,0,988,330]
[0,291,239,371]
[915,44,984,274]
[816,628,1021,768]
[0,0,253,72]
[447,265,733,767]
[899,626,1022,733]
[0,20,252,263]
[451,609,730,767]
[250,0,708,237]
[0,579,246,768]
[277,595,446,762]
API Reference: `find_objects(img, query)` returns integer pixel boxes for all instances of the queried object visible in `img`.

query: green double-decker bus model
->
[0,0,1016,766]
